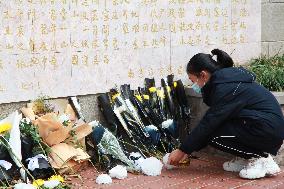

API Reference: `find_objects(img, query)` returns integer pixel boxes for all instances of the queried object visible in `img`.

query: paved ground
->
[67,107,284,188]
[67,152,284,189]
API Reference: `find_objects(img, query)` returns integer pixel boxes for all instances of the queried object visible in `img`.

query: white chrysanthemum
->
[88,120,100,128]
[0,160,12,170]
[129,152,144,171]
[163,153,176,170]
[129,152,142,159]
[43,180,60,188]
[140,157,163,176]
[96,174,112,184]
[146,125,158,130]
[14,183,36,189]
[109,165,127,179]
[162,119,173,129]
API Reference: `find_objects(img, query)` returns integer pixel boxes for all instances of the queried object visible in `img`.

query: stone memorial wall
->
[0,0,261,103]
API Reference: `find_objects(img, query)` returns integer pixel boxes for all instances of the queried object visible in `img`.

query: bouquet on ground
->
[95,75,191,172]
[21,97,92,174]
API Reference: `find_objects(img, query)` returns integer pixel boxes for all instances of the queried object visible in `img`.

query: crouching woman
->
[168,49,284,179]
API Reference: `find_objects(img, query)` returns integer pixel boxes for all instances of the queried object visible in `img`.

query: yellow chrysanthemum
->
[157,90,165,99]
[33,179,45,187]
[143,95,150,100]
[135,95,143,102]
[149,87,157,93]
[173,82,177,88]
[0,122,12,134]
[49,175,64,183]
[111,93,120,101]
[166,86,171,92]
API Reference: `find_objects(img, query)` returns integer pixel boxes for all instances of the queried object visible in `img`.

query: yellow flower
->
[166,86,171,93]
[149,87,157,93]
[0,122,12,134]
[49,175,64,183]
[157,90,165,99]
[173,82,177,88]
[33,179,45,187]
[111,93,120,101]
[135,95,143,102]
[143,95,150,100]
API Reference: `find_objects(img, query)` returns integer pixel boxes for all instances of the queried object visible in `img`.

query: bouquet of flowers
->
[17,97,92,183]
[96,75,191,165]
[0,74,191,186]
[0,111,28,183]
[90,121,137,171]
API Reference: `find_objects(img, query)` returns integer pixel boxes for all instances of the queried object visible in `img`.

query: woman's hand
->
[167,149,188,166]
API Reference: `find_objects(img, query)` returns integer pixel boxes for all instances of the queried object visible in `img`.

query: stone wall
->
[262,0,284,56]
[0,0,261,104]
[0,95,104,124]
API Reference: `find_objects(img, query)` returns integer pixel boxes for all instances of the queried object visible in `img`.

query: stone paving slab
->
[67,153,284,189]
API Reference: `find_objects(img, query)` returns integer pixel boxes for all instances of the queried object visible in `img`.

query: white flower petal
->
[14,183,36,189]
[163,153,176,170]
[109,165,127,179]
[43,180,61,188]
[162,119,173,129]
[96,174,112,184]
[0,160,12,170]
[140,157,163,176]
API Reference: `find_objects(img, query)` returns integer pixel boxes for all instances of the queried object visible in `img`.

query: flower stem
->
[0,167,9,188]
[38,142,57,175]
[118,139,161,158]
[0,136,37,184]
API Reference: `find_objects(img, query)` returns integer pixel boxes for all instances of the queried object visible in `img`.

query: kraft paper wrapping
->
[68,124,92,141]
[45,127,71,146]
[49,143,90,171]
[33,113,71,146]
[23,102,92,173]
[57,159,89,175]
[64,123,92,151]
[20,107,36,120]
[48,143,77,169]
[73,148,90,161]
[33,112,91,148]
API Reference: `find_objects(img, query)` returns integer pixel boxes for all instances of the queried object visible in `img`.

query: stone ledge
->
[272,91,284,105]
[185,86,202,98]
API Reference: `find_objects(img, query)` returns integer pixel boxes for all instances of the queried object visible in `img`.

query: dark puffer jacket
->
[179,67,284,154]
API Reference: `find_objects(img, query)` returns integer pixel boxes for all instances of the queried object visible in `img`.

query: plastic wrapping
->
[92,122,136,171]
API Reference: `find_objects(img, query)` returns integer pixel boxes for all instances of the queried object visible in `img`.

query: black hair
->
[186,49,234,75]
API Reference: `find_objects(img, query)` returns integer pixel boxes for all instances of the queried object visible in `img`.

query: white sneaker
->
[239,154,281,179]
[223,157,248,172]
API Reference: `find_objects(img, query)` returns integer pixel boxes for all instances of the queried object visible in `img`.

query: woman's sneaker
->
[239,154,281,179]
[223,157,248,172]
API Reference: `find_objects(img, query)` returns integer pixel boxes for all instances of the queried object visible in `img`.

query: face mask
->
[192,82,202,94]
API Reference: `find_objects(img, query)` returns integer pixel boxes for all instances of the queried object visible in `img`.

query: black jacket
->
[179,67,284,154]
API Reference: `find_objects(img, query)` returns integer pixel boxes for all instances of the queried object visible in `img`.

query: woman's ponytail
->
[211,49,234,69]
[187,49,234,75]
